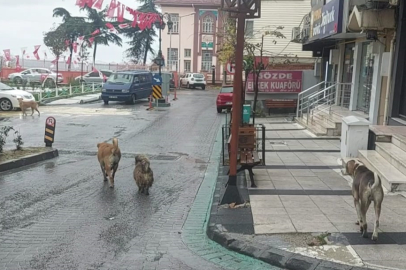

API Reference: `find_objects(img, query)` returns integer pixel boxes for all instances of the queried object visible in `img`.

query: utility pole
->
[220,0,262,204]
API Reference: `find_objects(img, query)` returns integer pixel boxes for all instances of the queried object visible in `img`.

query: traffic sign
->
[226,62,236,75]
[44,116,56,147]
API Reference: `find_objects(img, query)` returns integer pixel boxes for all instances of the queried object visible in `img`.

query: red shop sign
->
[246,71,303,93]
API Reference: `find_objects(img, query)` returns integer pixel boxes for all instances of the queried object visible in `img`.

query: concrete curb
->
[0,148,59,172]
[207,226,374,270]
[40,93,101,106]
[79,95,101,104]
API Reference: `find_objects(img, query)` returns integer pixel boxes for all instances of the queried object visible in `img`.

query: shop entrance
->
[356,42,374,114]
[340,43,355,108]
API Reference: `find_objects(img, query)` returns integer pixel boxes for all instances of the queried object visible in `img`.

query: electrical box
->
[340,116,370,159]
[329,49,339,65]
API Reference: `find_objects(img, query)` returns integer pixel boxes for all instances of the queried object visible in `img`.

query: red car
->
[216,85,233,113]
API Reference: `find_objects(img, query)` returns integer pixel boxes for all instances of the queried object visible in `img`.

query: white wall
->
[249,0,313,58]
[160,6,195,74]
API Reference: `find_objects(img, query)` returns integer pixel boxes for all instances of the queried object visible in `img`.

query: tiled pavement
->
[248,118,406,269]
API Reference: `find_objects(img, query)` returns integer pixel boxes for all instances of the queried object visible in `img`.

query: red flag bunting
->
[107,0,118,18]
[106,23,118,33]
[3,49,11,61]
[91,29,100,36]
[93,0,104,9]
[117,2,125,22]
[51,57,59,64]
[88,37,95,47]
[118,23,130,29]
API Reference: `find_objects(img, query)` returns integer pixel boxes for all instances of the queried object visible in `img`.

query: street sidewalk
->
[209,117,406,270]
[44,94,101,105]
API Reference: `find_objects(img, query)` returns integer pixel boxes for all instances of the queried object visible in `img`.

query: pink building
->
[155,0,224,80]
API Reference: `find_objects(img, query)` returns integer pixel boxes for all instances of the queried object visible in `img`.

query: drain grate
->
[149,155,181,161]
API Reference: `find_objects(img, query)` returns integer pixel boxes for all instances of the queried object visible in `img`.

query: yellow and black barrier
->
[152,85,163,99]
[44,117,56,147]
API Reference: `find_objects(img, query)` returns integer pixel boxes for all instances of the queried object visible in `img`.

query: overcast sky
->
[0,0,159,63]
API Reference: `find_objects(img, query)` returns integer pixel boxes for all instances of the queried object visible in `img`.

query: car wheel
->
[131,94,136,105]
[13,77,22,84]
[217,108,222,113]
[45,78,56,88]
[0,98,13,111]
[202,85,206,90]
[103,100,109,105]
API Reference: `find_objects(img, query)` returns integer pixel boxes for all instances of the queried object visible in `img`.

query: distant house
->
[155,0,223,79]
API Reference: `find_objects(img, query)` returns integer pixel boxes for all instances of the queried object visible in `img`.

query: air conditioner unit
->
[291,27,300,42]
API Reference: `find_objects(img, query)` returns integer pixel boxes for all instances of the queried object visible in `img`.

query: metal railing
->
[296,81,326,118]
[303,83,352,125]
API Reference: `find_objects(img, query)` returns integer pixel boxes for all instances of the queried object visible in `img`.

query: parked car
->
[216,85,233,113]
[75,70,113,84]
[8,68,63,85]
[180,73,206,90]
[101,70,153,105]
[0,82,36,111]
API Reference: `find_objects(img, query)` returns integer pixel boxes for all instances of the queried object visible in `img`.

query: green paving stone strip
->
[182,126,279,270]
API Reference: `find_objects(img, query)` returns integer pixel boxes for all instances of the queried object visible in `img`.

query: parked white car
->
[0,82,36,111]
[180,73,206,90]
[8,68,63,85]
[75,70,113,84]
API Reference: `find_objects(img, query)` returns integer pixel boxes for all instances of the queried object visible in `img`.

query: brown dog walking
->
[97,138,121,188]
[346,159,384,241]
[17,98,40,116]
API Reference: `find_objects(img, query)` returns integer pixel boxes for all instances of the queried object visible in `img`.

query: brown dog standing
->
[97,138,121,188]
[17,98,40,116]
[133,154,154,195]
[346,159,384,241]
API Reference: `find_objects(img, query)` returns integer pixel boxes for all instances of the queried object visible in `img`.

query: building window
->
[184,60,191,72]
[184,49,191,58]
[167,48,178,71]
[202,16,214,34]
[169,14,179,33]
[201,50,212,71]
[245,20,254,37]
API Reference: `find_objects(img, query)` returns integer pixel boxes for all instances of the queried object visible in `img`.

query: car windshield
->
[0,82,13,91]
[107,73,134,84]
[102,71,113,76]
[220,87,233,93]
[193,74,204,78]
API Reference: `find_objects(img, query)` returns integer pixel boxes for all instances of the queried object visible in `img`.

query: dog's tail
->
[111,138,119,154]
[371,172,381,190]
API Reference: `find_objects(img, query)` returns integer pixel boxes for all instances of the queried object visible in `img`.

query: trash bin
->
[243,104,251,124]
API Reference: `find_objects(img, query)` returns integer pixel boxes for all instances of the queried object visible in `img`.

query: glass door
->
[357,42,374,114]
[340,43,355,108]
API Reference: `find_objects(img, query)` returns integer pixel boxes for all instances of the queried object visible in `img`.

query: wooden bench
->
[265,99,297,115]
[227,127,261,187]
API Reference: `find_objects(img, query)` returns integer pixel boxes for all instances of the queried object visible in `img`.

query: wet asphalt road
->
[0,90,227,270]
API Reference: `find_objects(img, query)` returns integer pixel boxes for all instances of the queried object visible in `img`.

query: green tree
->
[124,0,158,65]
[52,8,88,70]
[44,27,69,85]
[80,5,123,64]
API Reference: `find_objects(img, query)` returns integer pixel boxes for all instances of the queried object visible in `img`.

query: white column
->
[335,44,345,105]
[349,42,363,111]
[369,39,385,124]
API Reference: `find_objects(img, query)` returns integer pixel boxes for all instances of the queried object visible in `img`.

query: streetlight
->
[154,13,173,78]
[178,12,196,82]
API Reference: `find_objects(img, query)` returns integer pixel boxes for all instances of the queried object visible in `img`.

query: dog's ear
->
[346,160,357,175]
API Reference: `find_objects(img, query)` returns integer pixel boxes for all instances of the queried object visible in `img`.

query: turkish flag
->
[107,0,118,18]
[3,49,11,61]
[33,45,41,60]
[93,0,104,9]
[117,2,125,22]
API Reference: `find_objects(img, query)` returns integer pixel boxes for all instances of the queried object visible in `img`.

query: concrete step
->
[375,142,406,176]
[305,113,340,136]
[297,115,328,136]
[358,150,406,192]
[297,114,340,137]
[311,112,342,132]
[392,134,406,152]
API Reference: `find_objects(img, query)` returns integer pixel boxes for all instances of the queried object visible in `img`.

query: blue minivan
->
[101,70,153,105]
